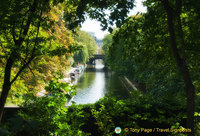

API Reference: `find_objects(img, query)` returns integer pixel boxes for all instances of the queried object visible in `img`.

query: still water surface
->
[72,62,130,104]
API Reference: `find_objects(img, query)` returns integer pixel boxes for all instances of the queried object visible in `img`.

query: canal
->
[72,61,130,104]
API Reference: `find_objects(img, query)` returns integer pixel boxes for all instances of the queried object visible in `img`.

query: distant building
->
[88,32,103,47]
[96,39,103,47]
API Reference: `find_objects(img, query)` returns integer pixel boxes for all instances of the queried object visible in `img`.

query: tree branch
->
[10,8,43,85]
[19,8,32,38]
[17,0,38,46]
[12,22,17,43]
[22,57,36,78]
[10,56,35,85]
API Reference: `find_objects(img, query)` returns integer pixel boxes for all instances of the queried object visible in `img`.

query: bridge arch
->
[87,54,105,65]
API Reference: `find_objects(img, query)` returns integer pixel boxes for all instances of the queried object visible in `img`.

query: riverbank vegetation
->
[102,1,200,135]
[0,90,196,136]
[0,0,97,121]
[73,31,97,65]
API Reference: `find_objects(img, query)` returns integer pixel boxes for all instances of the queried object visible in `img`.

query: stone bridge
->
[87,54,105,65]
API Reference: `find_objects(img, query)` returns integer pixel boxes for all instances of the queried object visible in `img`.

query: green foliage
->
[73,31,97,64]
[0,77,86,136]
[102,34,113,54]
[58,95,187,136]
[64,0,135,31]
[6,79,28,105]
[78,31,97,58]
[44,73,76,100]
[1,92,197,135]
[102,31,117,64]
[91,104,114,136]
[0,1,78,106]
[73,44,88,64]
[101,1,200,133]
[103,6,200,100]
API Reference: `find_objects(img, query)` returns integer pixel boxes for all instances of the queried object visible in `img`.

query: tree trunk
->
[162,0,195,135]
[0,56,15,123]
[176,0,195,133]
[0,0,38,123]
[0,83,11,122]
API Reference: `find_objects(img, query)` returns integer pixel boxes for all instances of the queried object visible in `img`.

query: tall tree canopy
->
[0,0,135,123]
[73,31,97,64]
[64,0,135,31]
[0,0,77,122]
[102,0,200,134]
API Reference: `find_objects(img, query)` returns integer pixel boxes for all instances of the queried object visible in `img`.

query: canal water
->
[72,61,130,104]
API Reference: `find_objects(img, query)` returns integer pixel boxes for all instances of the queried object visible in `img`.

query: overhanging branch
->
[10,56,35,85]
[22,57,36,78]
[10,8,43,85]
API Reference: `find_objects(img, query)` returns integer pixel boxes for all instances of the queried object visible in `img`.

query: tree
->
[161,0,195,134]
[21,3,76,95]
[102,33,113,55]
[73,31,97,64]
[101,1,199,134]
[77,31,97,59]
[64,0,135,31]
[73,44,89,64]
[0,0,67,122]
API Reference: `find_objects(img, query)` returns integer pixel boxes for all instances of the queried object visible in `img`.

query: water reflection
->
[72,61,130,104]
[73,63,105,104]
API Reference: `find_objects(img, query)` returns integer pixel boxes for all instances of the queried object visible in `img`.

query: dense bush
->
[67,95,188,136]
[0,77,88,136]
[1,90,200,136]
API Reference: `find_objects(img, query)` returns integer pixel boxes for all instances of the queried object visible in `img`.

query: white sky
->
[81,0,147,39]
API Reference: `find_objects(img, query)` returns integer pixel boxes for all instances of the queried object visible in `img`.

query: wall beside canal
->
[120,76,146,94]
